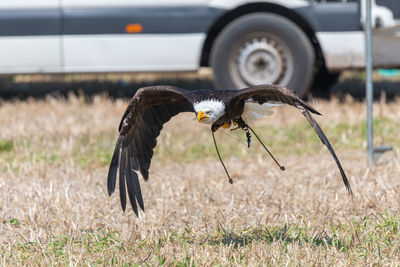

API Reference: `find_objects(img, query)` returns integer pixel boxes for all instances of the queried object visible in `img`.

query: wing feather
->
[233,84,321,115]
[107,85,194,215]
[119,147,127,212]
[107,136,121,196]
[147,106,164,128]
[129,129,150,182]
[127,145,145,211]
[232,84,352,194]
[125,148,139,216]
[299,107,353,195]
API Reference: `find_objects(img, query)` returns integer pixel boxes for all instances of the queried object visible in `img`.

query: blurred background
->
[0,0,399,100]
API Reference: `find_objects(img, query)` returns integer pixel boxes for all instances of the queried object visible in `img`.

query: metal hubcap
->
[234,37,291,86]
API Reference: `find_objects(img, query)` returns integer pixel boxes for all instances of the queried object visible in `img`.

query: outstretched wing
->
[107,85,194,215]
[231,84,352,195]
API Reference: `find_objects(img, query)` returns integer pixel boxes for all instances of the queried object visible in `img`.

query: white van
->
[0,0,398,96]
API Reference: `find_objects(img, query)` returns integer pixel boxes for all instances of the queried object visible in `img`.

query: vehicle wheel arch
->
[200,2,326,71]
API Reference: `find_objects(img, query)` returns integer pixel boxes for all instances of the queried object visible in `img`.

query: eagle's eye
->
[206,111,212,115]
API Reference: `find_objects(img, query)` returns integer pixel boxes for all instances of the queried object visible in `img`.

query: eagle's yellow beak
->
[197,110,210,122]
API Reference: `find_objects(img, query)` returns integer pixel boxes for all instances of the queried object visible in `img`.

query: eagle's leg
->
[231,118,252,147]
[222,122,231,129]
[211,130,233,184]
[232,117,246,129]
[230,118,246,131]
[211,124,222,132]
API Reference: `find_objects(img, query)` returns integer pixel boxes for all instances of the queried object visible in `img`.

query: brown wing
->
[232,84,352,195]
[232,84,321,115]
[107,85,194,215]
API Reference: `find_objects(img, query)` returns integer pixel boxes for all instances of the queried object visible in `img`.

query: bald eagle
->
[107,84,352,216]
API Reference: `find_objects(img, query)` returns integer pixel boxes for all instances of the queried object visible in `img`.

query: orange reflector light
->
[125,24,143,33]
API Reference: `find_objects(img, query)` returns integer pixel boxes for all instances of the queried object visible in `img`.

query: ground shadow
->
[205,224,345,250]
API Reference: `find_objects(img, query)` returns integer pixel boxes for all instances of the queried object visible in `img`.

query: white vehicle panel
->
[62,34,205,72]
[61,0,308,9]
[209,0,308,9]
[62,0,209,8]
[0,0,60,9]
[317,32,365,70]
[0,36,61,72]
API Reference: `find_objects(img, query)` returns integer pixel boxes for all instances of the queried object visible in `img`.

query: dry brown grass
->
[0,94,400,265]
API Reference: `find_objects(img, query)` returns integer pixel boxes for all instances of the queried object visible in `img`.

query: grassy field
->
[0,93,400,265]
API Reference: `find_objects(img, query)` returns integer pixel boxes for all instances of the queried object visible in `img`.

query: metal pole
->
[364,0,392,164]
[365,0,374,165]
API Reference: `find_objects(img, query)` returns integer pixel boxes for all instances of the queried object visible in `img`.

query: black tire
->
[210,13,315,97]
[310,66,341,98]
[0,75,13,90]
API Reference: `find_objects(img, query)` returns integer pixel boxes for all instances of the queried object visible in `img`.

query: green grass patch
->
[4,213,400,265]
[71,132,115,167]
[3,218,20,227]
[1,213,400,266]
[0,140,13,153]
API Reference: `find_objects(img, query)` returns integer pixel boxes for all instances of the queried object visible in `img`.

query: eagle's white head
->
[193,99,225,124]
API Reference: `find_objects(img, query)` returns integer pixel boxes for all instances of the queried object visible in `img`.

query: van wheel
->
[310,66,341,98]
[210,13,315,97]
[0,76,13,90]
